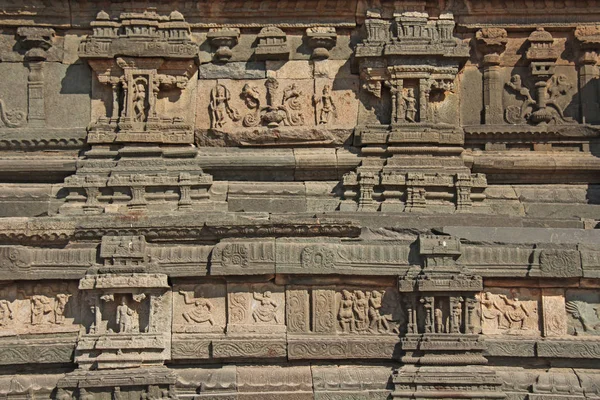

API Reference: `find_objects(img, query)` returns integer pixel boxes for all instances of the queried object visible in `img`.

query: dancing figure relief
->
[179,289,215,325]
[252,291,280,324]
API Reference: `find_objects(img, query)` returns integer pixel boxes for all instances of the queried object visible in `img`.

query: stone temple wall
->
[0,0,598,399]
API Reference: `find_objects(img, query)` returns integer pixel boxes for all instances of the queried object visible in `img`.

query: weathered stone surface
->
[0,2,598,398]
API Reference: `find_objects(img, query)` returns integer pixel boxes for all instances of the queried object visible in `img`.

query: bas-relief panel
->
[288,286,404,336]
[501,66,579,125]
[477,288,541,336]
[173,282,226,333]
[0,281,80,335]
[566,289,600,336]
[227,282,286,333]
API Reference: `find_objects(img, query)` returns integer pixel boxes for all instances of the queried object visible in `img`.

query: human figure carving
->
[338,289,355,333]
[20,285,53,325]
[368,290,391,333]
[481,292,503,331]
[54,289,71,324]
[313,84,337,125]
[403,88,417,122]
[0,289,13,326]
[179,289,215,325]
[353,290,369,332]
[252,291,280,324]
[116,297,135,333]
[498,293,531,330]
[132,80,147,122]
[209,84,240,129]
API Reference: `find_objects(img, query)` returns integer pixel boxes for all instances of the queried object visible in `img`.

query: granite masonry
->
[0,0,599,399]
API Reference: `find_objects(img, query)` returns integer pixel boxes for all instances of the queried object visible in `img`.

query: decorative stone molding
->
[255,27,289,60]
[207,27,240,62]
[306,27,337,59]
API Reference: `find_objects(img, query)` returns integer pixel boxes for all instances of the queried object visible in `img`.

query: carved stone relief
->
[227,282,285,333]
[0,281,79,335]
[566,289,600,336]
[173,282,226,333]
[478,288,540,336]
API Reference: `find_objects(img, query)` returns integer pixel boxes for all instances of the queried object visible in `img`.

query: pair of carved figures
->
[338,290,396,334]
[505,74,574,125]
[431,297,463,334]
[0,285,71,326]
[480,291,537,333]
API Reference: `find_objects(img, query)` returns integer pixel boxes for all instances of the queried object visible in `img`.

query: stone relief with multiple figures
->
[0,1,598,399]
[477,288,540,336]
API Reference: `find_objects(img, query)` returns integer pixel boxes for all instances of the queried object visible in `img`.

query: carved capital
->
[475,28,508,66]
[16,27,55,61]
[207,28,240,62]
[306,27,337,60]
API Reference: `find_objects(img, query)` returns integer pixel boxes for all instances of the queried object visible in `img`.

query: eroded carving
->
[209,83,240,129]
[313,84,337,125]
[240,78,305,128]
[337,289,401,335]
[479,289,540,335]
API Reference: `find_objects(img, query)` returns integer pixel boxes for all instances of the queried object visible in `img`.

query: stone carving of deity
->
[252,291,280,324]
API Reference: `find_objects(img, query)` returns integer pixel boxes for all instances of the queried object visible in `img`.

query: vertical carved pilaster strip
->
[26,62,45,127]
[541,288,567,337]
[421,296,434,334]
[313,289,336,333]
[287,289,310,333]
[404,295,418,334]
[465,296,478,334]
[575,26,600,124]
[418,79,429,123]
[385,79,404,123]
[476,28,508,125]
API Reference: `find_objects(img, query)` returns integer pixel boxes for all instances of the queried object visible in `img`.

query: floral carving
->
[301,245,335,269]
[0,100,27,128]
[221,243,249,268]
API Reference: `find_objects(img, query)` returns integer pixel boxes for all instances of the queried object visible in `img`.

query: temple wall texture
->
[0,0,599,399]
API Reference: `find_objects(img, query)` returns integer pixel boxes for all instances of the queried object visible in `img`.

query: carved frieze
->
[478,288,540,336]
[227,282,285,333]
[0,281,79,335]
[173,282,226,333]
[566,289,600,336]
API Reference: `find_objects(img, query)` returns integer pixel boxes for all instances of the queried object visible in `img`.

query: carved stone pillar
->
[575,26,600,124]
[476,28,508,125]
[17,27,55,128]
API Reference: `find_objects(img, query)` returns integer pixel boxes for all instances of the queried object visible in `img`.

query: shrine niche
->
[59,9,221,216]
[80,9,198,144]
